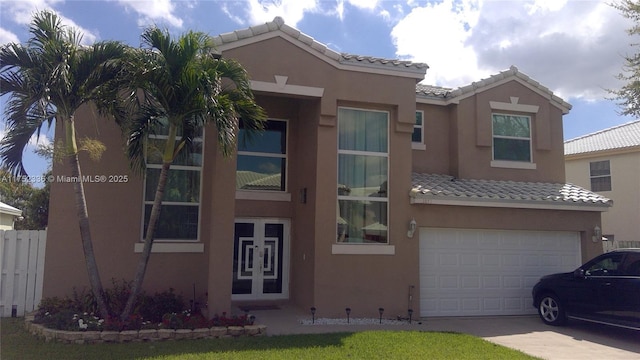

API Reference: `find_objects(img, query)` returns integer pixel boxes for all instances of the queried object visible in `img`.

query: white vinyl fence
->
[0,230,46,317]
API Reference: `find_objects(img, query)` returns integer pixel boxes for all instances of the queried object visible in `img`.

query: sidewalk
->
[245,305,640,360]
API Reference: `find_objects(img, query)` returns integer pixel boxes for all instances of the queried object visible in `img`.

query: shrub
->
[210,313,254,327]
[33,282,249,331]
[138,288,185,323]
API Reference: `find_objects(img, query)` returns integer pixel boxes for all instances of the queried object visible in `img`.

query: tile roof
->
[416,84,452,98]
[564,120,640,155]
[410,173,612,210]
[211,19,568,112]
[212,17,428,75]
[416,66,572,114]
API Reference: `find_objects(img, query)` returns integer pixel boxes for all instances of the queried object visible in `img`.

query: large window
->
[236,120,287,192]
[492,114,531,162]
[143,120,202,241]
[590,160,611,192]
[337,107,388,244]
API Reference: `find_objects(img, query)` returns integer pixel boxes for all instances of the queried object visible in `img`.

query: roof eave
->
[409,196,611,212]
[214,21,427,80]
[444,67,572,114]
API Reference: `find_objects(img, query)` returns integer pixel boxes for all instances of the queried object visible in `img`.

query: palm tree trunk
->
[65,117,110,320]
[120,124,177,321]
[120,161,170,321]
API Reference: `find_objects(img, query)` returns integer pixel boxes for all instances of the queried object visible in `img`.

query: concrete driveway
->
[250,307,640,360]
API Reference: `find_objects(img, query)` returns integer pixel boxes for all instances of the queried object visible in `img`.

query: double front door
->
[232,219,290,300]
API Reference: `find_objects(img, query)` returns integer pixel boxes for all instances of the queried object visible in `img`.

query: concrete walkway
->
[246,306,640,360]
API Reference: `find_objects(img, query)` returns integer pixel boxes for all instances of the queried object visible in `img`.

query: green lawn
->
[1,318,539,360]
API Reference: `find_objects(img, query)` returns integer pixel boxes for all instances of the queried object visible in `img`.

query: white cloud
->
[346,0,379,11]
[1,0,98,44]
[245,0,319,27]
[390,0,634,101]
[0,28,19,45]
[391,0,483,87]
[116,0,183,28]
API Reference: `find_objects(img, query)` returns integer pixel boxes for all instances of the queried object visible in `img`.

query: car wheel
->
[538,294,566,326]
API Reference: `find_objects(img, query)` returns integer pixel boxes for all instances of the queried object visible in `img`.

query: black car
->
[532,249,640,330]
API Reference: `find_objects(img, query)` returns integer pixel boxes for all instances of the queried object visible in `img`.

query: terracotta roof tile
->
[410,173,612,209]
[564,120,640,155]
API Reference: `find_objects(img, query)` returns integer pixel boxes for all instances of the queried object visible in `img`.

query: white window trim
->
[491,160,537,170]
[134,242,204,253]
[236,118,289,195]
[332,244,395,255]
[236,191,291,201]
[337,106,390,246]
[491,113,534,165]
[412,110,426,150]
[141,130,204,245]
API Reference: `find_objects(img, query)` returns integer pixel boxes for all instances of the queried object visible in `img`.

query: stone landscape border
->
[23,316,267,344]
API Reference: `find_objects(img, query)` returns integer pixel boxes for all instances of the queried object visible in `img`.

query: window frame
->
[141,127,204,243]
[589,160,612,192]
[491,113,533,163]
[412,110,426,150]
[236,118,289,196]
[336,106,390,246]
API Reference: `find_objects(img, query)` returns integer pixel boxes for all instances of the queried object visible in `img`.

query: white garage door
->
[419,228,581,317]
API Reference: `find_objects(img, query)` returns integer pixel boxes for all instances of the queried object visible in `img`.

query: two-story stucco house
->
[43,18,611,319]
[565,120,640,250]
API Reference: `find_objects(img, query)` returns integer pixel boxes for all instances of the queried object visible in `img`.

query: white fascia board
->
[250,80,324,97]
[409,197,611,212]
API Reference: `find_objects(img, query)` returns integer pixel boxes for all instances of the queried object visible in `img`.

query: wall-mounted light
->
[407,218,417,238]
[592,225,602,243]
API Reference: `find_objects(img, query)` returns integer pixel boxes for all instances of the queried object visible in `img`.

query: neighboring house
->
[565,120,640,250]
[43,18,611,319]
[0,202,22,230]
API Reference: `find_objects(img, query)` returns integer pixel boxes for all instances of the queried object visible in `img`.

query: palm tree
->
[119,27,265,320]
[0,11,130,319]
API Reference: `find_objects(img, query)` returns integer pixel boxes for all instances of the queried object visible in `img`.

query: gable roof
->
[211,17,427,79]
[564,120,640,156]
[416,66,572,114]
[0,201,21,216]
[410,173,611,211]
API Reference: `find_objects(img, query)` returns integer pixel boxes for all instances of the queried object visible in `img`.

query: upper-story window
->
[412,111,425,149]
[144,119,203,241]
[337,107,389,244]
[236,119,287,192]
[492,113,532,162]
[590,160,611,192]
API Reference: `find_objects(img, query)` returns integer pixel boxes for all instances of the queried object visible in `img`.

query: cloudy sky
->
[0,0,637,177]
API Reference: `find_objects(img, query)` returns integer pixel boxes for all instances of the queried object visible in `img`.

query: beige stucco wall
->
[566,150,640,244]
